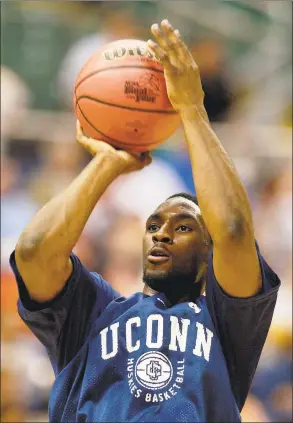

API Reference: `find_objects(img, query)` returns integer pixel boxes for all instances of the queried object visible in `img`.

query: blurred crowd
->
[1,2,292,422]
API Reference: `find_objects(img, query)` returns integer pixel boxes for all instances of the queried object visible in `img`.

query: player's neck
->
[142,283,202,305]
[142,275,205,305]
[143,284,158,297]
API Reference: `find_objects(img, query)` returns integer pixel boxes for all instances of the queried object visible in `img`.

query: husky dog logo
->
[147,360,162,380]
[135,351,173,390]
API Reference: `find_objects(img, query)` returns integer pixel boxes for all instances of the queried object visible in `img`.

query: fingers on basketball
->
[76,136,96,156]
[140,152,152,167]
[76,120,114,156]
[121,150,152,171]
[76,120,84,140]
[148,20,192,70]
[135,153,153,170]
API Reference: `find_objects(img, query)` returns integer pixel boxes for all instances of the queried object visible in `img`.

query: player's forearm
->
[180,106,254,244]
[16,153,124,260]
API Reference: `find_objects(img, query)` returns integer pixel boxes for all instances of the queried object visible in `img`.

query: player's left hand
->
[147,20,204,112]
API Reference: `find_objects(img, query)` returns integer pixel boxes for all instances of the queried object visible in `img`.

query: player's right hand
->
[76,120,152,174]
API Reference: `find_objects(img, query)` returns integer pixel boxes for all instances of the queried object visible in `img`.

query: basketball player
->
[10,20,280,422]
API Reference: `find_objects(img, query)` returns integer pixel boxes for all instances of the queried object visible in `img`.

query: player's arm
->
[15,122,151,303]
[148,20,261,298]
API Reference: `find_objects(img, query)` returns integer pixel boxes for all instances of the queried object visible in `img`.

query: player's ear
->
[195,262,208,285]
[200,281,206,295]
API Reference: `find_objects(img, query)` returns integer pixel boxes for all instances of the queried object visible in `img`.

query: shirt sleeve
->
[9,251,120,375]
[205,242,280,411]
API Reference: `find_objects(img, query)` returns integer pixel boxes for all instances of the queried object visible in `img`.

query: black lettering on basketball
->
[103,46,159,62]
[124,80,158,103]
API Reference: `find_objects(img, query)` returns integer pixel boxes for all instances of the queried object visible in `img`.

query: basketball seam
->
[76,102,124,144]
[75,65,164,92]
[77,95,177,115]
[76,101,156,149]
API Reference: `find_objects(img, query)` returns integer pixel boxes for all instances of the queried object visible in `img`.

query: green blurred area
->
[2,1,291,112]
[2,1,282,111]
[1,1,160,109]
[2,2,95,109]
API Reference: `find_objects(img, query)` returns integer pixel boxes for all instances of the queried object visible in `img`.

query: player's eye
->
[176,225,191,232]
[148,224,160,232]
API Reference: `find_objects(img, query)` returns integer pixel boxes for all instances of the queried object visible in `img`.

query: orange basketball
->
[74,39,180,152]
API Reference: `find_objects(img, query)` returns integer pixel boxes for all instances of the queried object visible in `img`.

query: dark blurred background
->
[1,1,292,422]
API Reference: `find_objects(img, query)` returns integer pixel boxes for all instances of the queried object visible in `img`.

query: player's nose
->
[152,226,173,244]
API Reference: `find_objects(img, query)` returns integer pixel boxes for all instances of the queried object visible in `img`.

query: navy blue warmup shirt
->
[10,244,280,422]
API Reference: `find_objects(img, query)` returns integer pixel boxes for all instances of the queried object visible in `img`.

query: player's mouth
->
[148,246,170,264]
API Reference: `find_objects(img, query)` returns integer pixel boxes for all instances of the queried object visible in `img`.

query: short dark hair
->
[167,192,199,207]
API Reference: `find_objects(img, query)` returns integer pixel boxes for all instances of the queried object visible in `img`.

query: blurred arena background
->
[1,1,292,422]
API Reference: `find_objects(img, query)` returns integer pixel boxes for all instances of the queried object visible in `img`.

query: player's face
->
[143,198,210,299]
